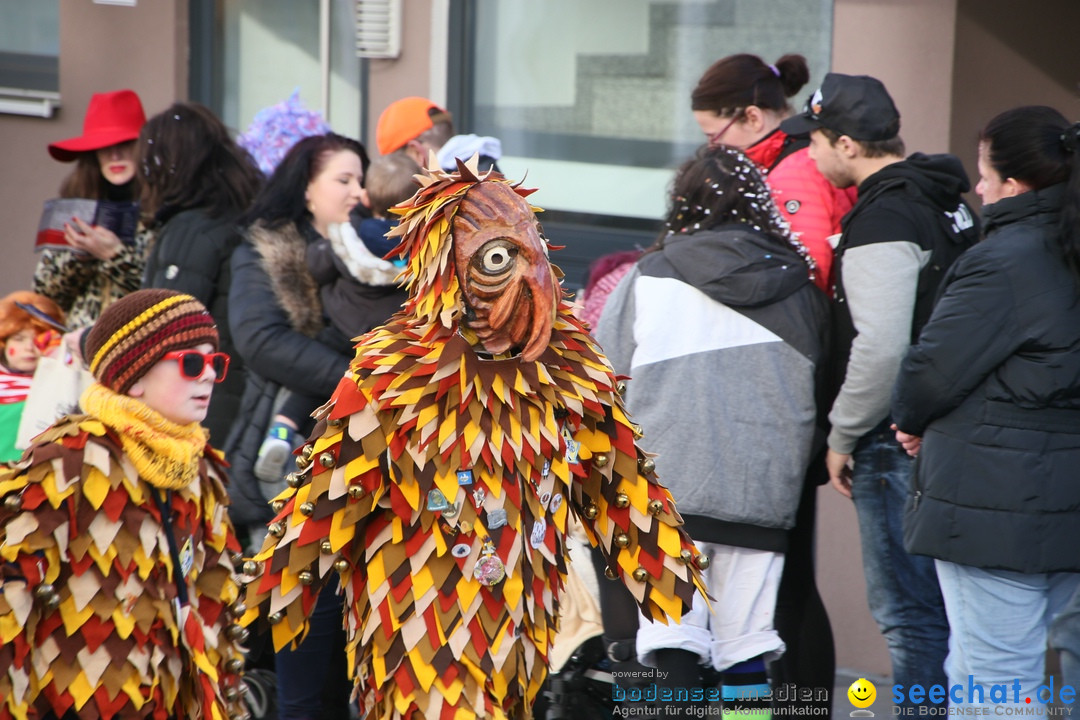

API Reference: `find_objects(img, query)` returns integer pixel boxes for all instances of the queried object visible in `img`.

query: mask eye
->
[481,242,516,274]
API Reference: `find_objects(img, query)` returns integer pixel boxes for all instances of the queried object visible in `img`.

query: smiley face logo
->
[847,678,877,709]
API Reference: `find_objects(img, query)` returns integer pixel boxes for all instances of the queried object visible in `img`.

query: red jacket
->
[745,130,856,291]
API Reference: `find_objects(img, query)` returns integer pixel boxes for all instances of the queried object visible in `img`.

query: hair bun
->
[774,54,810,97]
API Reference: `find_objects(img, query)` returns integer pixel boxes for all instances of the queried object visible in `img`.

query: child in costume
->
[0,288,248,720]
[0,291,65,463]
[241,158,708,720]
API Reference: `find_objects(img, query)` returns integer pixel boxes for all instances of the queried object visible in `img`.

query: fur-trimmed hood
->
[246,221,324,337]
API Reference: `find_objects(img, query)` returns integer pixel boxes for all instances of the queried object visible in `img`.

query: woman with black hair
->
[594,145,828,718]
[226,132,369,720]
[138,101,263,444]
[893,106,1080,712]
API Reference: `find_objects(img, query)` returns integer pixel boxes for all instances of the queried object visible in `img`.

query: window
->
[0,0,60,117]
[450,0,833,285]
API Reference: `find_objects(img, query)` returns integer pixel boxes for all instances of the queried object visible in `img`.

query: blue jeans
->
[276,577,352,720]
[937,561,1080,718]
[1051,582,1080,689]
[850,427,949,707]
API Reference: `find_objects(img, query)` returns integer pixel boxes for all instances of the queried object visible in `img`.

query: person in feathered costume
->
[0,289,247,720]
[241,158,708,719]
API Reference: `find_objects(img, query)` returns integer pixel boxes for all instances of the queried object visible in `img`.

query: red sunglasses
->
[162,350,230,382]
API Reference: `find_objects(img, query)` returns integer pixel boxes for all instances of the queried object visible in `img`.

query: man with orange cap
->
[375,96,501,171]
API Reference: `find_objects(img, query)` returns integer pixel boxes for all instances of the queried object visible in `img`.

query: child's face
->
[4,329,41,373]
[128,342,218,425]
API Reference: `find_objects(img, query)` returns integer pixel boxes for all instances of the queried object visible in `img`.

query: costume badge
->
[179,537,194,579]
[472,487,487,508]
[550,493,563,513]
[561,426,580,464]
[487,508,508,529]
[457,469,474,486]
[530,518,547,548]
[427,489,450,512]
[474,540,506,586]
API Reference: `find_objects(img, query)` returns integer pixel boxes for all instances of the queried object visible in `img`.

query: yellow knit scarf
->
[81,382,209,490]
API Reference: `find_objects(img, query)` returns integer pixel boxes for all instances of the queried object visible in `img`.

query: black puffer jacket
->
[893,184,1080,572]
[142,208,246,444]
[223,221,352,532]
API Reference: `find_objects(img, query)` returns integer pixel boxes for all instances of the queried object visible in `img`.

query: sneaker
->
[254,423,294,485]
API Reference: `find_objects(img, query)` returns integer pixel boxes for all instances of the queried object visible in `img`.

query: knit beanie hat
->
[86,289,219,394]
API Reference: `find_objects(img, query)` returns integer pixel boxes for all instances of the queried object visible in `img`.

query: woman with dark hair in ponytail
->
[692,54,839,714]
[692,53,854,291]
[893,106,1080,708]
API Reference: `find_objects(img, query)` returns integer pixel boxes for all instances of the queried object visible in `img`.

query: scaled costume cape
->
[242,159,707,719]
[0,396,246,720]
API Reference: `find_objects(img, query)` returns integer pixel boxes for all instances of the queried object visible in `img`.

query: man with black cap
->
[781,74,978,709]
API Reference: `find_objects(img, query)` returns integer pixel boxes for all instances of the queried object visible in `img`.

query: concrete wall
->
[0,0,189,297]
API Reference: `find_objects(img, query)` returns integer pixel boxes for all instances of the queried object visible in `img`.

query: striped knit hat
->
[86,289,219,394]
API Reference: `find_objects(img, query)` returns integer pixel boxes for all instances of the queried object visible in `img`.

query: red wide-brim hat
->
[48,89,147,162]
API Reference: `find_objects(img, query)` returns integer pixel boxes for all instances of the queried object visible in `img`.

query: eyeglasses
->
[705,110,745,147]
[162,350,230,382]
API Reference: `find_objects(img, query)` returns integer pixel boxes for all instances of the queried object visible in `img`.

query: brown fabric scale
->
[241,157,708,720]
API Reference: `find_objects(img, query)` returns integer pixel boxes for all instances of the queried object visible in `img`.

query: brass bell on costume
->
[3,493,22,512]
[614,493,630,509]
[33,583,55,599]
[271,500,286,512]
[320,540,334,554]
[267,612,284,625]
[632,567,649,583]
[231,602,247,617]
[592,453,609,468]
[648,499,664,516]
[348,484,365,499]
[334,558,350,574]
[613,532,630,548]
[268,522,285,537]
[616,380,628,396]
[604,566,619,580]
[242,560,260,576]
[694,554,710,570]
[299,502,315,517]
[583,503,599,519]
[286,472,303,489]
[226,658,245,674]
[227,624,250,642]
[631,424,644,439]
[679,549,694,564]
[318,452,335,468]
[297,570,315,585]
[327,416,343,428]
[638,457,655,475]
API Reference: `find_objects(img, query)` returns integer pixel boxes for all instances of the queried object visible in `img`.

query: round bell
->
[294,455,309,471]
[225,658,244,674]
[334,558,350,574]
[242,560,259,576]
[631,424,644,439]
[318,452,335,468]
[297,570,314,586]
[327,417,343,428]
[638,457,656,475]
[648,499,664,516]
[583,504,599,520]
[300,444,314,461]
[44,594,61,610]
[230,552,244,566]
[227,624,250,641]
[592,454,609,468]
[613,532,630,548]
[267,612,284,626]
[616,381,628,396]
[225,686,241,702]
[320,540,334,555]
[33,584,55,599]
[299,502,315,517]
[268,522,285,538]
[614,493,630,509]
[694,553,711,570]
[604,566,618,580]
[632,567,649,583]
[3,494,22,512]
[348,484,365,500]
[271,500,286,513]
[679,549,694,565]
[286,473,303,489]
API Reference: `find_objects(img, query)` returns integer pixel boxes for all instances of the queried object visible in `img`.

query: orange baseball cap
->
[375,96,452,155]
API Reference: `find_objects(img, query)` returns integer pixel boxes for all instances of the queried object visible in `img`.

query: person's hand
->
[64,217,122,261]
[826,448,854,498]
[891,423,922,457]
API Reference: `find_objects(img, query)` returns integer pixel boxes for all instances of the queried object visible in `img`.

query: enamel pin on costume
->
[241,156,707,719]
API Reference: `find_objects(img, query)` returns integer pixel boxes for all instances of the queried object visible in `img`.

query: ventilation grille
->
[356,0,402,59]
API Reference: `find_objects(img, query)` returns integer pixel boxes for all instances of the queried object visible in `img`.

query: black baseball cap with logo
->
[780,72,901,141]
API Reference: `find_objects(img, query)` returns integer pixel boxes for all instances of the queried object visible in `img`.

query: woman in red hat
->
[33,89,152,334]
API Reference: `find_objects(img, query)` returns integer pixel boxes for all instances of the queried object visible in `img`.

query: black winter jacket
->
[893,184,1080,572]
[142,208,246,444]
[223,221,352,532]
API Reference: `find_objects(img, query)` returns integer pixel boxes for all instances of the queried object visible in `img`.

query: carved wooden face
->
[451,182,558,361]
